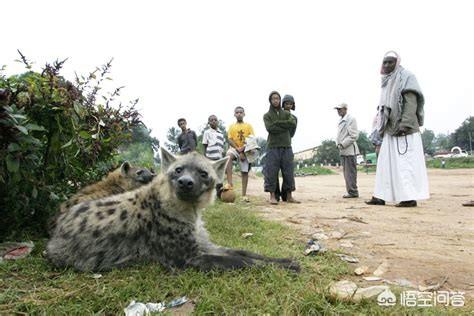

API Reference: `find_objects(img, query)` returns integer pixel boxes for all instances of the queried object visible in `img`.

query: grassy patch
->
[0,201,468,314]
[427,157,474,169]
[357,165,377,173]
[295,165,335,176]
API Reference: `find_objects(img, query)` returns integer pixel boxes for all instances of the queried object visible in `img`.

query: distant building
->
[294,147,318,162]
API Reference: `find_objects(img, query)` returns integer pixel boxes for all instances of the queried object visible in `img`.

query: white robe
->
[374,132,429,202]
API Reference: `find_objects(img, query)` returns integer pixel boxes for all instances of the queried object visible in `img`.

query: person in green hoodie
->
[275,94,298,202]
[263,91,300,205]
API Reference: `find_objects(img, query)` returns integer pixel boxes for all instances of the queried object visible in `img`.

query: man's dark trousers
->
[341,155,358,196]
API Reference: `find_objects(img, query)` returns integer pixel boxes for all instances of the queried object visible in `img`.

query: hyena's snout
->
[178,175,194,191]
[176,175,198,201]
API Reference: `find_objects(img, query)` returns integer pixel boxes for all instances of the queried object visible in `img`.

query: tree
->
[315,140,340,165]
[450,116,474,153]
[165,126,180,154]
[116,124,160,169]
[356,131,375,157]
[434,133,452,152]
[421,129,435,155]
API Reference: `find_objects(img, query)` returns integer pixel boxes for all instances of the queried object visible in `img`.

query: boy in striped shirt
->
[202,115,225,160]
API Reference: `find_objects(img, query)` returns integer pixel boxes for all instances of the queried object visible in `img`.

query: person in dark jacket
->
[263,91,300,205]
[275,94,298,202]
[177,118,198,155]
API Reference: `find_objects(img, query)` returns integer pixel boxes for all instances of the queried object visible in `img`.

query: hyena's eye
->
[199,170,208,178]
[175,167,183,174]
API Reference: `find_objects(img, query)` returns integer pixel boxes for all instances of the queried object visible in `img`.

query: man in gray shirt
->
[177,118,197,155]
[335,103,359,198]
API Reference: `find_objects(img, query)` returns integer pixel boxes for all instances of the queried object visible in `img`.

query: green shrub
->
[0,54,142,239]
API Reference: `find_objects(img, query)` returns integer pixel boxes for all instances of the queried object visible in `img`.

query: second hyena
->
[48,162,155,234]
[61,161,156,211]
[47,148,299,272]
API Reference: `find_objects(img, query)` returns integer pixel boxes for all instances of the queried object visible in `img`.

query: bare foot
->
[286,198,301,204]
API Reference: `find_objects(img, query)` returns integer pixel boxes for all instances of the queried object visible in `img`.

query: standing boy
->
[202,115,225,160]
[226,106,255,200]
[275,94,298,201]
[263,91,299,205]
[177,118,198,155]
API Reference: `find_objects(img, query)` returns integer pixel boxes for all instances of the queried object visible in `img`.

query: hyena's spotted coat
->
[47,149,299,272]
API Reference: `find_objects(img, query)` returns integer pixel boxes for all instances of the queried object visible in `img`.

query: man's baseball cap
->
[334,103,348,109]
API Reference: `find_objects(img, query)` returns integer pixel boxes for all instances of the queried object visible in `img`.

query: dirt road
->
[246,169,474,297]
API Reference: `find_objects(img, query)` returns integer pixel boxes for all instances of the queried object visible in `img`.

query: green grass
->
[357,165,377,174]
[427,157,474,169]
[0,200,469,314]
[295,165,335,176]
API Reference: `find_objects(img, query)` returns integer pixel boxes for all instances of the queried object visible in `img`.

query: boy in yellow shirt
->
[226,106,255,200]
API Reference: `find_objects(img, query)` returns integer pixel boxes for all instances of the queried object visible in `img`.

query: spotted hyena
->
[61,162,156,211]
[48,162,155,234]
[47,148,299,272]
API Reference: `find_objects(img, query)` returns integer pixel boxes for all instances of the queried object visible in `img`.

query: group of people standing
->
[175,50,429,207]
[174,92,300,204]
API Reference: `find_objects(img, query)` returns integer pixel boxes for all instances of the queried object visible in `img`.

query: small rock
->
[354,266,369,276]
[385,278,415,288]
[373,260,389,277]
[418,276,448,292]
[418,284,433,290]
[92,273,102,279]
[329,280,358,300]
[330,281,390,302]
[336,254,359,263]
[363,276,383,281]
[353,285,389,301]
[330,231,345,239]
[241,233,253,238]
[340,241,354,248]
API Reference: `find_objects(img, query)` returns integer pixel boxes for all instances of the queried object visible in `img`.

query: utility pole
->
[469,131,473,155]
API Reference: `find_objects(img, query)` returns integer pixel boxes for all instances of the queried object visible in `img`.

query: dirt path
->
[246,169,474,297]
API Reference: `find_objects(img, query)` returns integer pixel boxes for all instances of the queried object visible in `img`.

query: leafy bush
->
[0,53,142,239]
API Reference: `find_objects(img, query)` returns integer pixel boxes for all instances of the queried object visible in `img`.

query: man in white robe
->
[365,51,429,207]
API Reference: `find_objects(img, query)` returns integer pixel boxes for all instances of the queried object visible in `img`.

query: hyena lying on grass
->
[47,148,300,272]
[61,162,156,211]
[48,162,155,233]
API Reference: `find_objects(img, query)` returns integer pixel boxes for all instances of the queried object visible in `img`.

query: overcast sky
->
[2,0,473,152]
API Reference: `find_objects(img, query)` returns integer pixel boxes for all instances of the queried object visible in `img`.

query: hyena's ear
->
[121,161,131,176]
[160,147,177,173]
[212,156,229,182]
